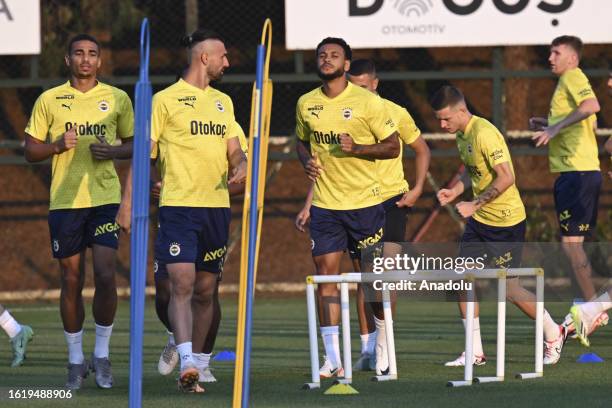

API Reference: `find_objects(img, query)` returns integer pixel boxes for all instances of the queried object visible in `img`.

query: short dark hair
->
[429,85,465,111]
[551,35,583,58]
[67,34,100,54]
[180,29,225,48]
[316,37,352,61]
[348,59,376,77]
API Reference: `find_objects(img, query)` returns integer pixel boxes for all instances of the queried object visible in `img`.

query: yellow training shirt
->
[548,68,599,172]
[378,98,421,201]
[456,116,526,227]
[295,82,397,210]
[25,81,134,210]
[151,79,237,208]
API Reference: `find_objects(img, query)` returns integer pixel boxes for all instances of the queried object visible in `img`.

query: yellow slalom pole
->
[233,18,273,408]
[252,19,273,294]
[233,82,257,407]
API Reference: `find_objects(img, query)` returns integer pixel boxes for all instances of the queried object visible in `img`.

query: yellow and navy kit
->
[456,116,526,227]
[151,79,238,208]
[378,98,420,201]
[295,81,397,210]
[25,81,134,210]
[548,68,599,172]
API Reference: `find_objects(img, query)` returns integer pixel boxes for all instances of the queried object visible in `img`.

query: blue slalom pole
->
[129,18,152,408]
[241,44,266,408]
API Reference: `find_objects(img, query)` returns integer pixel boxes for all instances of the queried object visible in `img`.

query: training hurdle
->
[303,268,544,390]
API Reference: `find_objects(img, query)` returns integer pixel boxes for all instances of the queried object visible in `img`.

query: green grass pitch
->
[0,298,610,407]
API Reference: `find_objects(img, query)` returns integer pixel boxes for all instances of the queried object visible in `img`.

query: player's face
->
[316,43,349,81]
[204,40,230,81]
[347,73,379,93]
[548,44,576,76]
[65,40,101,79]
[434,105,464,134]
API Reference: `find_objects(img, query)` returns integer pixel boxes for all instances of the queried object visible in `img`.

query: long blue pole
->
[129,18,151,408]
[241,44,266,408]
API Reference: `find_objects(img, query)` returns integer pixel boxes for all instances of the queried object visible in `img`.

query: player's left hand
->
[455,201,477,218]
[339,133,357,154]
[532,125,559,147]
[90,135,115,159]
[396,188,421,208]
[229,160,247,184]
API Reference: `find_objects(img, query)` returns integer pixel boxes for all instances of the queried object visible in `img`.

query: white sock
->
[176,341,194,370]
[65,330,85,364]
[167,331,175,346]
[194,352,211,369]
[360,333,369,354]
[543,311,560,342]
[462,317,484,356]
[360,331,377,355]
[94,324,113,359]
[0,310,22,339]
[320,326,341,368]
[582,292,612,322]
[374,317,389,357]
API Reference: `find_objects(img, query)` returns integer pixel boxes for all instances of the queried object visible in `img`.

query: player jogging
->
[530,36,608,335]
[296,38,401,378]
[24,34,134,390]
[296,58,430,372]
[117,29,247,393]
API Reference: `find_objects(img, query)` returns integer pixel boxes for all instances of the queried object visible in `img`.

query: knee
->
[60,267,82,291]
[318,283,338,298]
[172,280,193,298]
[192,290,214,307]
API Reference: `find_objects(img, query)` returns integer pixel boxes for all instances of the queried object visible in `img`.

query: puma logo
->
[185,102,195,109]
[311,111,320,119]
[62,103,72,111]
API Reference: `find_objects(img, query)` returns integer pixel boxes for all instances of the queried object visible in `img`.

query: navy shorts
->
[155,206,230,274]
[554,171,601,236]
[459,218,526,269]
[347,194,408,260]
[48,204,119,259]
[310,204,384,259]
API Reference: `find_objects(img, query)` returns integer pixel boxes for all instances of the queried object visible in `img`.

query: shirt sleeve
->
[150,94,167,159]
[397,108,421,145]
[117,92,134,139]
[564,70,595,105]
[478,129,510,168]
[232,121,249,155]
[367,96,396,142]
[24,94,50,141]
[295,98,309,142]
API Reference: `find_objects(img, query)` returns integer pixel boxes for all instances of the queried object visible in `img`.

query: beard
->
[208,67,225,82]
[317,65,345,81]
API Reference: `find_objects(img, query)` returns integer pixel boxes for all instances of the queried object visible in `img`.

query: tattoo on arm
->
[475,186,501,207]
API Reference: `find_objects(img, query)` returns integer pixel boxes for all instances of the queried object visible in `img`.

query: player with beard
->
[117,29,247,392]
[295,38,401,377]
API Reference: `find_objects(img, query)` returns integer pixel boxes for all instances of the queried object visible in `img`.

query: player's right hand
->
[295,206,311,232]
[151,181,162,200]
[437,188,457,206]
[116,200,131,234]
[305,154,323,182]
[528,117,547,131]
[54,127,78,153]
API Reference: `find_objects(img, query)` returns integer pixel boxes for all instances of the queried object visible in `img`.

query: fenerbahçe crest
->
[169,242,181,257]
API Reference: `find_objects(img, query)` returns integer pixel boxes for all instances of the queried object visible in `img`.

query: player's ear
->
[64,54,70,68]
[373,77,379,91]
[343,59,350,73]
